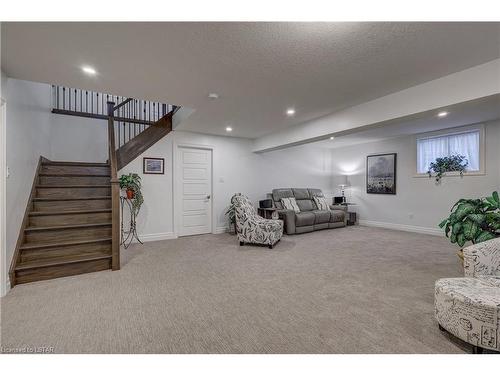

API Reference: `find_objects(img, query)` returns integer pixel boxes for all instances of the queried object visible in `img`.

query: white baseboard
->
[133,232,177,243]
[358,220,443,236]
[215,226,229,234]
[1,279,10,297]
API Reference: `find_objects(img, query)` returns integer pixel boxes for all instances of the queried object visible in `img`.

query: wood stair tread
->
[20,237,112,250]
[42,161,109,167]
[25,222,112,232]
[36,185,111,188]
[33,196,111,201]
[29,209,112,216]
[39,173,111,177]
[16,253,112,271]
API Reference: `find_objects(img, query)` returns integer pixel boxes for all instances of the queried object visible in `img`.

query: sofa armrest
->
[277,209,296,235]
[463,238,500,277]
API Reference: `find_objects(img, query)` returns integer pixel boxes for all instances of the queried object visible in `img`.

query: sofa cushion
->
[292,188,310,200]
[313,196,329,210]
[281,197,300,213]
[308,188,324,198]
[330,210,345,223]
[272,188,293,202]
[297,199,315,212]
[295,212,315,227]
[312,210,330,224]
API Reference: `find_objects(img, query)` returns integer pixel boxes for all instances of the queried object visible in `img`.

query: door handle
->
[206,195,211,199]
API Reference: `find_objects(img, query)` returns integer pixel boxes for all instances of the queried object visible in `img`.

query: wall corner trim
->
[358,220,443,236]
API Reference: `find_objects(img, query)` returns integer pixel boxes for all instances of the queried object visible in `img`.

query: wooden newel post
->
[107,101,121,270]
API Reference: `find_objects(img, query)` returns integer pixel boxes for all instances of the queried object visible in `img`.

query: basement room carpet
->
[1,226,470,353]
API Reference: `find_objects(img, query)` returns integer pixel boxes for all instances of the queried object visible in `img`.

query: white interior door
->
[178,147,212,236]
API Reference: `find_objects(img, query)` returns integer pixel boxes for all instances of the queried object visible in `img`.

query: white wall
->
[3,77,333,262]
[1,70,8,295]
[3,78,109,292]
[4,78,53,284]
[120,130,333,240]
[330,120,500,234]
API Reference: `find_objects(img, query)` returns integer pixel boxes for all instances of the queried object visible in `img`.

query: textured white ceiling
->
[2,22,500,138]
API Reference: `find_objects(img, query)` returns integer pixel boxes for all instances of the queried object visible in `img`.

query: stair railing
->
[52,85,174,149]
[107,101,121,270]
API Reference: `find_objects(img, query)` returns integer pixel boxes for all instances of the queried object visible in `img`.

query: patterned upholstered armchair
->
[435,238,500,353]
[231,194,283,249]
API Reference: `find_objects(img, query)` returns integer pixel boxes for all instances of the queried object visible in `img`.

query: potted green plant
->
[119,173,144,215]
[439,191,500,262]
[427,155,468,182]
[224,193,242,234]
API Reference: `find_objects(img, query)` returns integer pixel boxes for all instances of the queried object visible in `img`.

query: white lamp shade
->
[338,175,349,187]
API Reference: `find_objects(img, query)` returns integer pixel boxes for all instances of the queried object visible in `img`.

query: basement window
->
[416,126,484,175]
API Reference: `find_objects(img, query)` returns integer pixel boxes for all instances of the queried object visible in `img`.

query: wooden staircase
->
[9,94,177,287]
[9,158,115,285]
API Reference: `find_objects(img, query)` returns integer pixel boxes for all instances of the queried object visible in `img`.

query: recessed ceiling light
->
[81,66,97,75]
[330,136,335,140]
[437,111,448,118]
[225,126,232,132]
[208,93,219,100]
[286,108,296,116]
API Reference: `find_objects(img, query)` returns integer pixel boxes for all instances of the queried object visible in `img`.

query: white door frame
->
[1,97,7,296]
[173,142,215,237]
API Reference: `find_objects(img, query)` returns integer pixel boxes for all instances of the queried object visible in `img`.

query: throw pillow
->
[314,196,329,211]
[281,197,300,213]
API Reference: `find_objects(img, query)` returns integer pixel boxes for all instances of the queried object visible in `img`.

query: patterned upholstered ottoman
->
[435,276,500,353]
[435,237,500,353]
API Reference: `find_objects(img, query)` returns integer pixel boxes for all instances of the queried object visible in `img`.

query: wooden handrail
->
[107,101,120,271]
[113,98,133,112]
[51,109,156,126]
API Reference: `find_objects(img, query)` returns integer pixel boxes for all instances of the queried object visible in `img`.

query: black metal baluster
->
[97,93,99,114]
[85,91,88,112]
[62,87,66,109]
[56,86,60,109]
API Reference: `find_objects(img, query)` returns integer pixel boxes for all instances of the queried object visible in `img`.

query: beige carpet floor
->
[1,226,471,353]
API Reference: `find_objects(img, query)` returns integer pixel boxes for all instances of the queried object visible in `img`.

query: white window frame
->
[413,123,485,178]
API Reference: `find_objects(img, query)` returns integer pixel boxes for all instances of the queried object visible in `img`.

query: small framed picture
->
[143,157,165,174]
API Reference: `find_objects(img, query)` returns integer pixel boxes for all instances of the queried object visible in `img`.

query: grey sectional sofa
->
[271,188,346,234]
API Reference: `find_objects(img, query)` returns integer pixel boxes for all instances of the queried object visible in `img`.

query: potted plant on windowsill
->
[427,155,468,183]
[439,191,500,263]
[119,173,144,215]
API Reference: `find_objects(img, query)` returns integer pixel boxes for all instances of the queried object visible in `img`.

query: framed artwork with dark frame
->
[366,153,397,195]
[143,157,165,174]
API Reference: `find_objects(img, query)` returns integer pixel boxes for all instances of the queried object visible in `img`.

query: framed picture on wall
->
[143,157,165,174]
[366,153,397,194]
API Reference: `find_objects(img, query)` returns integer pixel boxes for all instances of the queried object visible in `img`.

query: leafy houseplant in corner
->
[427,155,468,183]
[224,193,242,234]
[119,173,144,216]
[439,191,500,262]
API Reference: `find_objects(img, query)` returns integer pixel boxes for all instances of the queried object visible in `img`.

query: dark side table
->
[257,207,279,220]
[331,202,357,226]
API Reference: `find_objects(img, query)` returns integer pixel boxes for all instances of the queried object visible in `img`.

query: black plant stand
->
[120,196,143,249]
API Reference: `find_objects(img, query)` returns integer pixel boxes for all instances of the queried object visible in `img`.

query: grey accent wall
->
[330,120,500,232]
